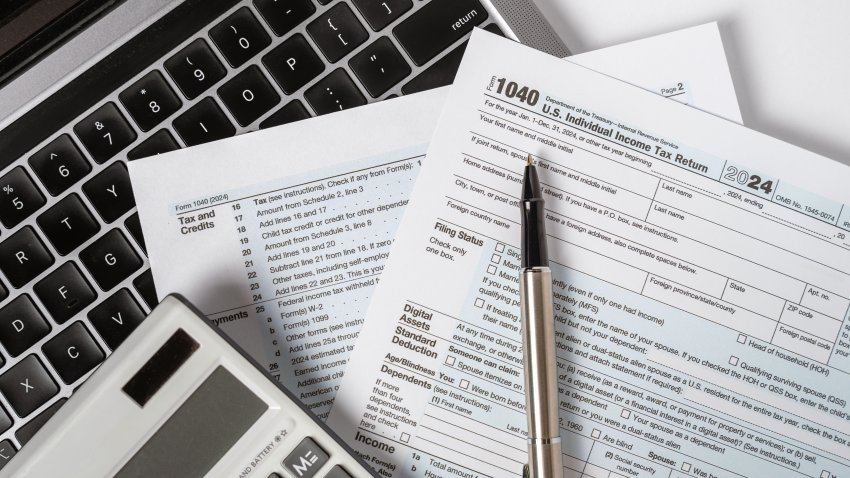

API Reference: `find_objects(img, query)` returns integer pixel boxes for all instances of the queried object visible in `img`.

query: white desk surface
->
[534,0,850,167]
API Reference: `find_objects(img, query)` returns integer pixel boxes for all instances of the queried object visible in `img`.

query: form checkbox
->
[737,333,747,344]
[620,409,631,419]
[681,462,691,472]
[487,265,497,275]
[460,379,470,389]
[400,432,410,443]
[474,298,485,308]
[495,243,505,253]
[445,356,456,366]
[491,254,502,264]
[591,429,601,439]
[729,355,739,366]
[821,471,831,478]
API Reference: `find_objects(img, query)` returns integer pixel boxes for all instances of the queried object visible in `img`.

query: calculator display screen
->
[115,366,267,477]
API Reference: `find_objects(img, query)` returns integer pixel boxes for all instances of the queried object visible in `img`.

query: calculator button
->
[15,398,65,446]
[393,0,487,66]
[305,69,367,115]
[349,36,411,97]
[325,465,354,478]
[119,70,182,132]
[33,262,97,325]
[218,66,281,127]
[0,227,54,289]
[37,193,101,256]
[307,3,369,63]
[263,34,326,95]
[401,40,466,95]
[173,97,236,146]
[268,474,282,478]
[127,129,180,160]
[0,439,17,470]
[0,295,50,357]
[43,322,105,384]
[82,162,135,223]
[80,229,143,292]
[28,134,92,196]
[0,355,59,417]
[133,269,157,309]
[88,288,146,350]
[0,167,46,229]
[254,0,316,36]
[260,101,312,129]
[283,437,329,478]
[352,0,412,31]
[165,38,227,100]
[73,102,138,163]
[209,7,272,68]
[124,213,146,254]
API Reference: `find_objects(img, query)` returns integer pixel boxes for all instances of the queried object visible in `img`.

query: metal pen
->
[519,154,562,478]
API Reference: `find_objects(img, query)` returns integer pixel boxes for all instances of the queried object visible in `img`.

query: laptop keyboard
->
[0,0,507,461]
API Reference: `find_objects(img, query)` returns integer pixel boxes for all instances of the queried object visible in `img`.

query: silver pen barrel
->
[520,266,562,478]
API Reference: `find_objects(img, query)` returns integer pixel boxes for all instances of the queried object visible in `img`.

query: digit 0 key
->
[0,167,46,229]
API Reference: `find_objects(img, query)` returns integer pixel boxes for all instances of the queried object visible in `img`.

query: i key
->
[73,102,137,164]
[119,70,182,132]
[28,135,92,196]
[172,97,236,146]
[307,3,369,63]
[0,355,59,417]
[0,167,46,229]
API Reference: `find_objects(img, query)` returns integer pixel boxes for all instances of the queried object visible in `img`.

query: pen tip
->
[527,153,533,166]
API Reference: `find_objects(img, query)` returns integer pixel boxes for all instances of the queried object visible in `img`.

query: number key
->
[119,70,182,132]
[73,103,137,164]
[28,135,92,196]
[0,167,46,229]
[165,39,226,100]
[209,7,271,68]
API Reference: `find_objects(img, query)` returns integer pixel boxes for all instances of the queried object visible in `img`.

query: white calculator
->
[0,294,378,478]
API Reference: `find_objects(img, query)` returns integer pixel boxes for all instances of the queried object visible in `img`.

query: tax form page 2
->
[327,31,850,478]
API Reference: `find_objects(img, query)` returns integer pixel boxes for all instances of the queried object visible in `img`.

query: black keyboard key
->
[254,0,316,36]
[15,398,65,446]
[307,3,369,63]
[119,70,183,132]
[127,129,180,160]
[82,162,135,223]
[43,322,105,384]
[483,23,505,37]
[73,102,138,164]
[0,439,16,470]
[352,0,412,31]
[28,134,92,196]
[0,227,54,288]
[393,0,487,66]
[133,269,157,309]
[34,263,97,324]
[165,38,227,100]
[259,100,312,129]
[80,229,143,291]
[173,97,236,146]
[305,69,367,115]
[317,0,332,4]
[124,213,146,254]
[263,34,326,95]
[349,37,411,97]
[0,167,46,229]
[210,7,272,68]
[37,193,101,256]
[0,281,6,303]
[0,355,59,417]
[88,288,146,350]
[402,40,466,95]
[218,66,281,127]
[0,295,50,357]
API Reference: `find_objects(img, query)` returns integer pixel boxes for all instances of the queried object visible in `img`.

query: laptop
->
[0,0,567,465]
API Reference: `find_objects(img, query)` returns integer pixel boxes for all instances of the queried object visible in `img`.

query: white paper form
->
[130,23,741,419]
[327,31,850,478]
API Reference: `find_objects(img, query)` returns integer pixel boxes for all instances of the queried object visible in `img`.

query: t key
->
[0,167,46,229]
[307,3,369,63]
[73,102,137,164]
[0,355,59,417]
[37,193,101,256]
